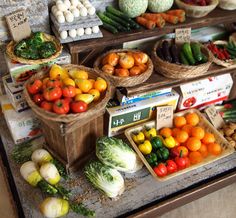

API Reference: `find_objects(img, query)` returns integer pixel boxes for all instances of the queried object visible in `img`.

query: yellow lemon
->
[94,77,107,92]
[75,79,93,93]
[75,94,95,104]
[69,69,88,80]
[63,78,75,87]
[88,89,100,101]
[49,64,69,80]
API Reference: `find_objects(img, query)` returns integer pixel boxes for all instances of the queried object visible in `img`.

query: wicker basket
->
[152,39,213,79]
[125,109,235,182]
[219,0,236,10]
[93,49,153,87]
[23,64,112,171]
[175,0,219,18]
[6,33,63,65]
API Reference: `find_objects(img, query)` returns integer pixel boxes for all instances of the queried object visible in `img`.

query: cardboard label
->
[156,106,173,130]
[205,105,224,129]
[5,9,31,42]
[175,28,191,44]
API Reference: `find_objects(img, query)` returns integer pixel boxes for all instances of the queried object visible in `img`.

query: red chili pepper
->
[223,48,230,59]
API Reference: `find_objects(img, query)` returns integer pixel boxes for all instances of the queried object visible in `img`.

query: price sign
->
[205,105,224,129]
[5,9,31,42]
[175,28,191,44]
[156,106,173,130]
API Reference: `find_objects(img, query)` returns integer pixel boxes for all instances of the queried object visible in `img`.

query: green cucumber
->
[182,42,196,65]
[97,12,128,32]
[180,51,190,65]
[104,11,131,29]
[226,46,236,56]
[102,22,118,34]
[191,42,203,62]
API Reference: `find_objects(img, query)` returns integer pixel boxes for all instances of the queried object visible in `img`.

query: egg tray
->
[50,13,103,32]
[52,25,103,44]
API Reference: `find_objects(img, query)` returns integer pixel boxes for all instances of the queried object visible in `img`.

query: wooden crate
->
[125,109,235,182]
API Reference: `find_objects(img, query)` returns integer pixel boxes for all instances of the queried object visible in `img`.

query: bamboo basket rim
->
[23,64,112,123]
[6,33,63,65]
[125,108,235,182]
[93,48,153,87]
[175,0,219,9]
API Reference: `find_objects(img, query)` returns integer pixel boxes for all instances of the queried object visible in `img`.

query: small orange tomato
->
[132,52,143,65]
[102,53,119,66]
[102,64,115,75]
[119,54,134,69]
[140,52,149,64]
[115,68,129,77]
[129,66,142,76]
[137,63,147,73]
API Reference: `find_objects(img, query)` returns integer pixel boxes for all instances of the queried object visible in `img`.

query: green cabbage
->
[84,161,125,198]
[96,136,143,173]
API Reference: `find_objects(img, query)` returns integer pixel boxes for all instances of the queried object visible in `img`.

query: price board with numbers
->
[156,106,173,130]
[175,28,191,44]
[5,9,31,42]
[205,105,224,129]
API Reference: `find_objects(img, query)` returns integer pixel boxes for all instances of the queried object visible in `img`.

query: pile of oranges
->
[160,112,222,165]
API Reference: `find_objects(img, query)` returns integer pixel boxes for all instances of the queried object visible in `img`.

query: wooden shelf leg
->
[71,52,79,64]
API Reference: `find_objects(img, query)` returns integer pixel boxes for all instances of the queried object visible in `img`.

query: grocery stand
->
[1,2,236,218]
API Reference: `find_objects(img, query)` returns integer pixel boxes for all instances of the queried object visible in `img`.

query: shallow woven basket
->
[152,39,213,79]
[23,64,112,123]
[175,0,219,18]
[219,0,236,10]
[93,49,153,87]
[6,33,63,65]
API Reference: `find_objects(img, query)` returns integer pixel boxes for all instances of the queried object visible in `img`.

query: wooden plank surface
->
[1,115,236,218]
[68,8,236,53]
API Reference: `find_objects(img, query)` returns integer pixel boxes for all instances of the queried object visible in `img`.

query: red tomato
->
[184,157,191,168]
[166,160,178,174]
[70,101,88,113]
[53,99,70,114]
[170,146,188,158]
[27,79,42,94]
[40,101,53,112]
[63,97,73,104]
[175,156,188,170]
[62,86,76,98]
[153,163,167,177]
[33,94,44,105]
[43,87,62,101]
[46,79,62,88]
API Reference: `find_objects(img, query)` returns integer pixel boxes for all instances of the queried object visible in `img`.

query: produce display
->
[130,112,225,178]
[99,50,149,77]
[181,0,211,6]
[219,122,236,148]
[26,64,108,114]
[157,40,208,65]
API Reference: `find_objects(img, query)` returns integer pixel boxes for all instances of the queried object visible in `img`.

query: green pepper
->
[156,147,169,161]
[145,153,158,167]
[150,136,163,150]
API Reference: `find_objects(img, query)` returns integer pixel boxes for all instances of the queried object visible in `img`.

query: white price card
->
[175,28,191,44]
[5,9,31,42]
[156,106,173,130]
[205,105,224,129]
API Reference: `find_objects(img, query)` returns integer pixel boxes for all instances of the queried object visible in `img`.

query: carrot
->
[167,10,186,23]
[136,17,156,29]
[141,13,165,28]
[160,13,178,24]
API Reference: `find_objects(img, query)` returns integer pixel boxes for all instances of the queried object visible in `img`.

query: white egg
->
[60,30,68,39]
[65,12,74,22]
[69,5,76,11]
[85,27,92,35]
[77,28,84,36]
[63,10,70,15]
[77,2,84,8]
[71,0,79,6]
[82,0,90,4]
[64,0,71,8]
[57,3,67,12]
[87,7,95,15]
[69,29,77,38]
[84,3,92,9]
[57,14,65,23]
[80,7,87,17]
[92,26,99,34]
[71,9,80,18]
[55,11,63,17]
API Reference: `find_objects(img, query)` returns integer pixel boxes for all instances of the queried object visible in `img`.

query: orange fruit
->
[74,88,82,95]
[174,116,187,128]
[207,143,222,156]
[202,132,215,144]
[159,127,172,138]
[176,146,189,157]
[89,79,95,87]
[94,77,107,92]
[191,126,205,140]
[198,143,208,158]
[88,89,100,101]
[185,112,199,126]
[175,130,189,143]
[182,124,193,135]
[189,151,203,165]
[172,128,181,137]
[186,137,201,151]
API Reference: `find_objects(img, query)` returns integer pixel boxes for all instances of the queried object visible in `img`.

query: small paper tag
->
[5,9,31,42]
[205,105,224,129]
[175,28,191,44]
[156,106,173,130]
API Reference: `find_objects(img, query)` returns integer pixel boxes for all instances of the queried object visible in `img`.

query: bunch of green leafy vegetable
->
[14,32,56,60]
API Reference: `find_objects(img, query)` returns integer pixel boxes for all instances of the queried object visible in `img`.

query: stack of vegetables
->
[157,40,208,65]
[84,136,143,198]
[218,122,236,149]
[131,112,223,178]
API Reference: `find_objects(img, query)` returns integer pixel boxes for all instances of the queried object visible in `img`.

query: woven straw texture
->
[219,0,236,10]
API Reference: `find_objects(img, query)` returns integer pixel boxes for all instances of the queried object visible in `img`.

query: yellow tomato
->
[49,64,69,80]
[94,77,107,92]
[63,78,75,87]
[75,79,93,93]
[69,69,88,80]
[75,88,82,95]
[42,77,50,85]
[88,89,100,101]
[89,79,95,87]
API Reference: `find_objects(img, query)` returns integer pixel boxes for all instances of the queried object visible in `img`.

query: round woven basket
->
[175,0,219,18]
[219,0,236,10]
[152,39,213,79]
[93,49,153,87]
[6,33,63,65]
[23,64,112,123]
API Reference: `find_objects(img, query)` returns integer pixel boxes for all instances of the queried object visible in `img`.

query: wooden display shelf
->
[68,8,236,54]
